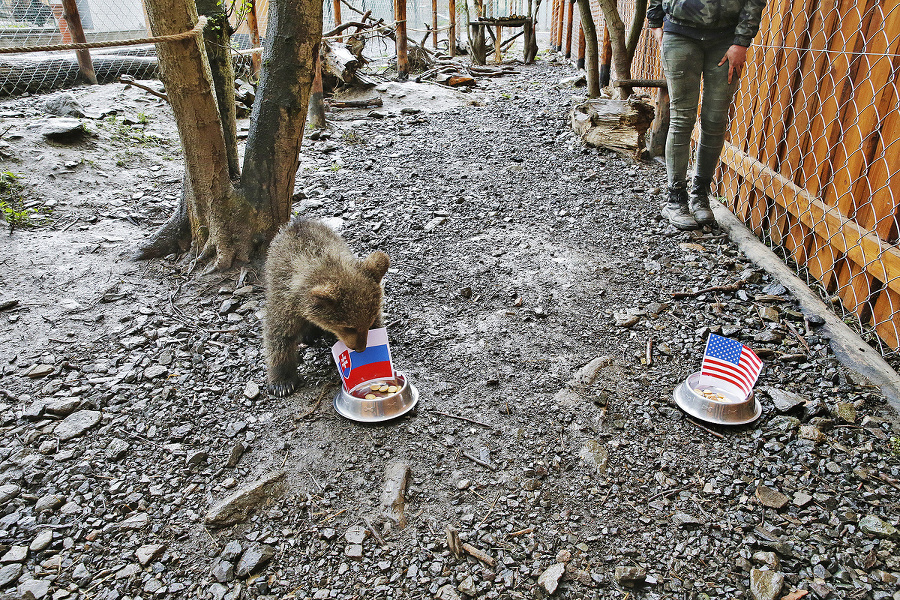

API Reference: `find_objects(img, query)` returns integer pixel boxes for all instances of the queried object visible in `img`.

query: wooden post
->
[247,0,262,79]
[599,24,611,87]
[556,0,565,51]
[577,22,585,69]
[60,0,96,84]
[564,0,573,58]
[549,0,558,51]
[432,0,438,48]
[495,24,502,62]
[333,0,343,41]
[449,0,456,56]
[395,0,409,79]
[648,87,669,157]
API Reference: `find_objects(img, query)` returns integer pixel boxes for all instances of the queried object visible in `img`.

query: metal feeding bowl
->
[673,372,761,425]
[333,372,418,423]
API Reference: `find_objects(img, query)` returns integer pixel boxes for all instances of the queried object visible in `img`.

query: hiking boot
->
[661,184,699,230]
[689,178,715,225]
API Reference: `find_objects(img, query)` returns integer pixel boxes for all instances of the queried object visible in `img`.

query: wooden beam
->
[720,142,900,296]
[449,0,456,56]
[564,0,574,58]
[61,0,96,84]
[395,0,409,78]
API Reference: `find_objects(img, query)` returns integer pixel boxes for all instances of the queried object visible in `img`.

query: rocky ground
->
[0,49,899,600]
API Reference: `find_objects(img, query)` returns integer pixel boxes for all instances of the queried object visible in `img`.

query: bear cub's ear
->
[361,251,390,282]
[309,282,339,308]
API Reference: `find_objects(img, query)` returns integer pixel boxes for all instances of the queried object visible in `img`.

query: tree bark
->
[594,0,632,98]
[240,0,322,252]
[138,0,322,270]
[196,0,240,179]
[626,0,648,64]
[576,0,599,97]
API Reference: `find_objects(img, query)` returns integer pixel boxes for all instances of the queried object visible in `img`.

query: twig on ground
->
[462,451,497,471]
[672,279,746,299]
[431,409,493,429]
[784,321,812,355]
[119,75,168,102]
[685,417,725,439]
[647,486,689,503]
[363,517,386,546]
[294,386,334,420]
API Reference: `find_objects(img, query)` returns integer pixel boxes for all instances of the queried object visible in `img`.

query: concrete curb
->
[713,202,900,422]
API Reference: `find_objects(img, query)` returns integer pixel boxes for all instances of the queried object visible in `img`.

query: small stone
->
[40,118,86,140]
[755,485,789,509]
[671,512,702,526]
[345,544,363,560]
[105,438,130,460]
[614,314,640,328]
[762,387,806,412]
[234,543,274,577]
[54,410,102,441]
[243,381,260,400]
[538,563,565,594]
[43,93,85,118]
[0,545,27,563]
[205,471,285,527]
[749,568,784,600]
[752,551,780,569]
[29,531,53,553]
[859,515,898,539]
[115,563,140,579]
[25,364,54,378]
[17,579,51,598]
[835,402,856,423]
[44,397,80,417]
[345,525,366,544]
[792,491,813,507]
[614,565,647,585]
[435,584,461,600]
[0,484,21,504]
[118,512,150,530]
[136,544,166,566]
[456,479,470,490]
[34,494,62,513]
[144,365,167,379]
[579,440,609,473]
[186,450,208,468]
[555,550,572,563]
[211,560,234,583]
[0,563,23,588]
[457,575,477,596]
[759,307,780,322]
[225,442,246,468]
[798,425,825,443]
[221,540,242,562]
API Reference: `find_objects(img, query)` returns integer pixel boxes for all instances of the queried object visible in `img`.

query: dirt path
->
[0,58,898,600]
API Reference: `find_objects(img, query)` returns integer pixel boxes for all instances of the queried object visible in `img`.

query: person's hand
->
[718,44,747,84]
[651,27,663,45]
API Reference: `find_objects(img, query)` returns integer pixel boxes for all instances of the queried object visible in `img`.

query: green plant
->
[137,112,150,125]
[341,130,365,145]
[891,436,900,458]
[0,171,33,233]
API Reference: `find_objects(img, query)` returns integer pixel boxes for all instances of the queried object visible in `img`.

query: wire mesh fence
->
[560,0,900,354]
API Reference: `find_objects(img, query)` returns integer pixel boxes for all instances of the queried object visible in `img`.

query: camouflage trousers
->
[660,32,739,188]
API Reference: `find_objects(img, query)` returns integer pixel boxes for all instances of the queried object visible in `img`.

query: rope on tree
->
[0,16,208,54]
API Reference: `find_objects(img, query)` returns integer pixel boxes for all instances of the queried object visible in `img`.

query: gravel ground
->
[0,56,899,600]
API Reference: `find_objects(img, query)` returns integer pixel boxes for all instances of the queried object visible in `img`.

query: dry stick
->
[784,321,812,355]
[671,279,747,299]
[461,542,495,566]
[647,485,689,503]
[475,492,501,528]
[118,75,169,101]
[877,473,900,491]
[295,386,334,420]
[363,517,387,546]
[462,451,497,471]
[646,338,653,366]
[431,409,493,428]
[507,527,533,537]
[685,417,725,439]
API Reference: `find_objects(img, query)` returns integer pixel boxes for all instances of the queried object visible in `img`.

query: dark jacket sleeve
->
[647,0,664,29]
[733,0,767,46]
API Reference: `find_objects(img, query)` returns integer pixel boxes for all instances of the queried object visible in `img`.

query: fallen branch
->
[685,417,725,439]
[784,321,812,355]
[462,451,497,471]
[461,542,495,566]
[327,97,383,108]
[119,75,168,102]
[671,279,746,299]
[431,409,493,429]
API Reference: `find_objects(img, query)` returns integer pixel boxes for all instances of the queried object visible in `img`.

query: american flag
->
[700,334,763,399]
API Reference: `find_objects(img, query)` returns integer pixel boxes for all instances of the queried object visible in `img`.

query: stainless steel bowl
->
[333,372,418,422]
[673,372,761,425]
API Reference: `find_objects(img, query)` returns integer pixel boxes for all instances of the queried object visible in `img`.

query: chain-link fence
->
[561,0,900,354]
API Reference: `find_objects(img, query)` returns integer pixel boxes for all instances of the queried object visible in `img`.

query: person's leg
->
[661,33,703,229]
[690,36,741,224]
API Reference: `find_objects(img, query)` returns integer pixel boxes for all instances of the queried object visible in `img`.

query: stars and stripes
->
[699,334,763,399]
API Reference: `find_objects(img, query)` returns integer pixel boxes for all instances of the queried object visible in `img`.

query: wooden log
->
[432,0,438,48]
[327,97,383,108]
[333,0,343,41]
[523,17,537,64]
[246,0,262,78]
[494,24,502,62]
[577,22,585,69]
[61,0,95,84]
[395,0,409,78]
[322,40,360,83]
[570,98,655,157]
[556,0,565,50]
[564,0,574,58]
[648,87,668,158]
[309,53,326,128]
[599,24,611,87]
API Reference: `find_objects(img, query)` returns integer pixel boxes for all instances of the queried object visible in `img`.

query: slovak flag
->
[331,327,394,390]
[699,334,763,400]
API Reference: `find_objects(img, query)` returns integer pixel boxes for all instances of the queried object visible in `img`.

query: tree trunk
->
[576,0,599,97]
[626,0,648,64]
[594,0,632,98]
[196,0,240,179]
[240,0,322,251]
[137,0,322,270]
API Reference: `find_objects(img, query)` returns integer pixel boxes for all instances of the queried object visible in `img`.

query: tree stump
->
[569,97,655,158]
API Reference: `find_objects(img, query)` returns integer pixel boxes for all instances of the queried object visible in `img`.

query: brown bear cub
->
[263,217,390,397]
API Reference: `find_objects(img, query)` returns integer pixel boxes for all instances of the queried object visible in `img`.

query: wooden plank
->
[806,232,840,292]
[836,259,874,321]
[720,142,900,295]
[747,188,768,234]
[783,217,810,266]
[804,0,879,199]
[864,105,900,241]
[768,202,789,246]
[873,287,900,350]
[833,2,900,219]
